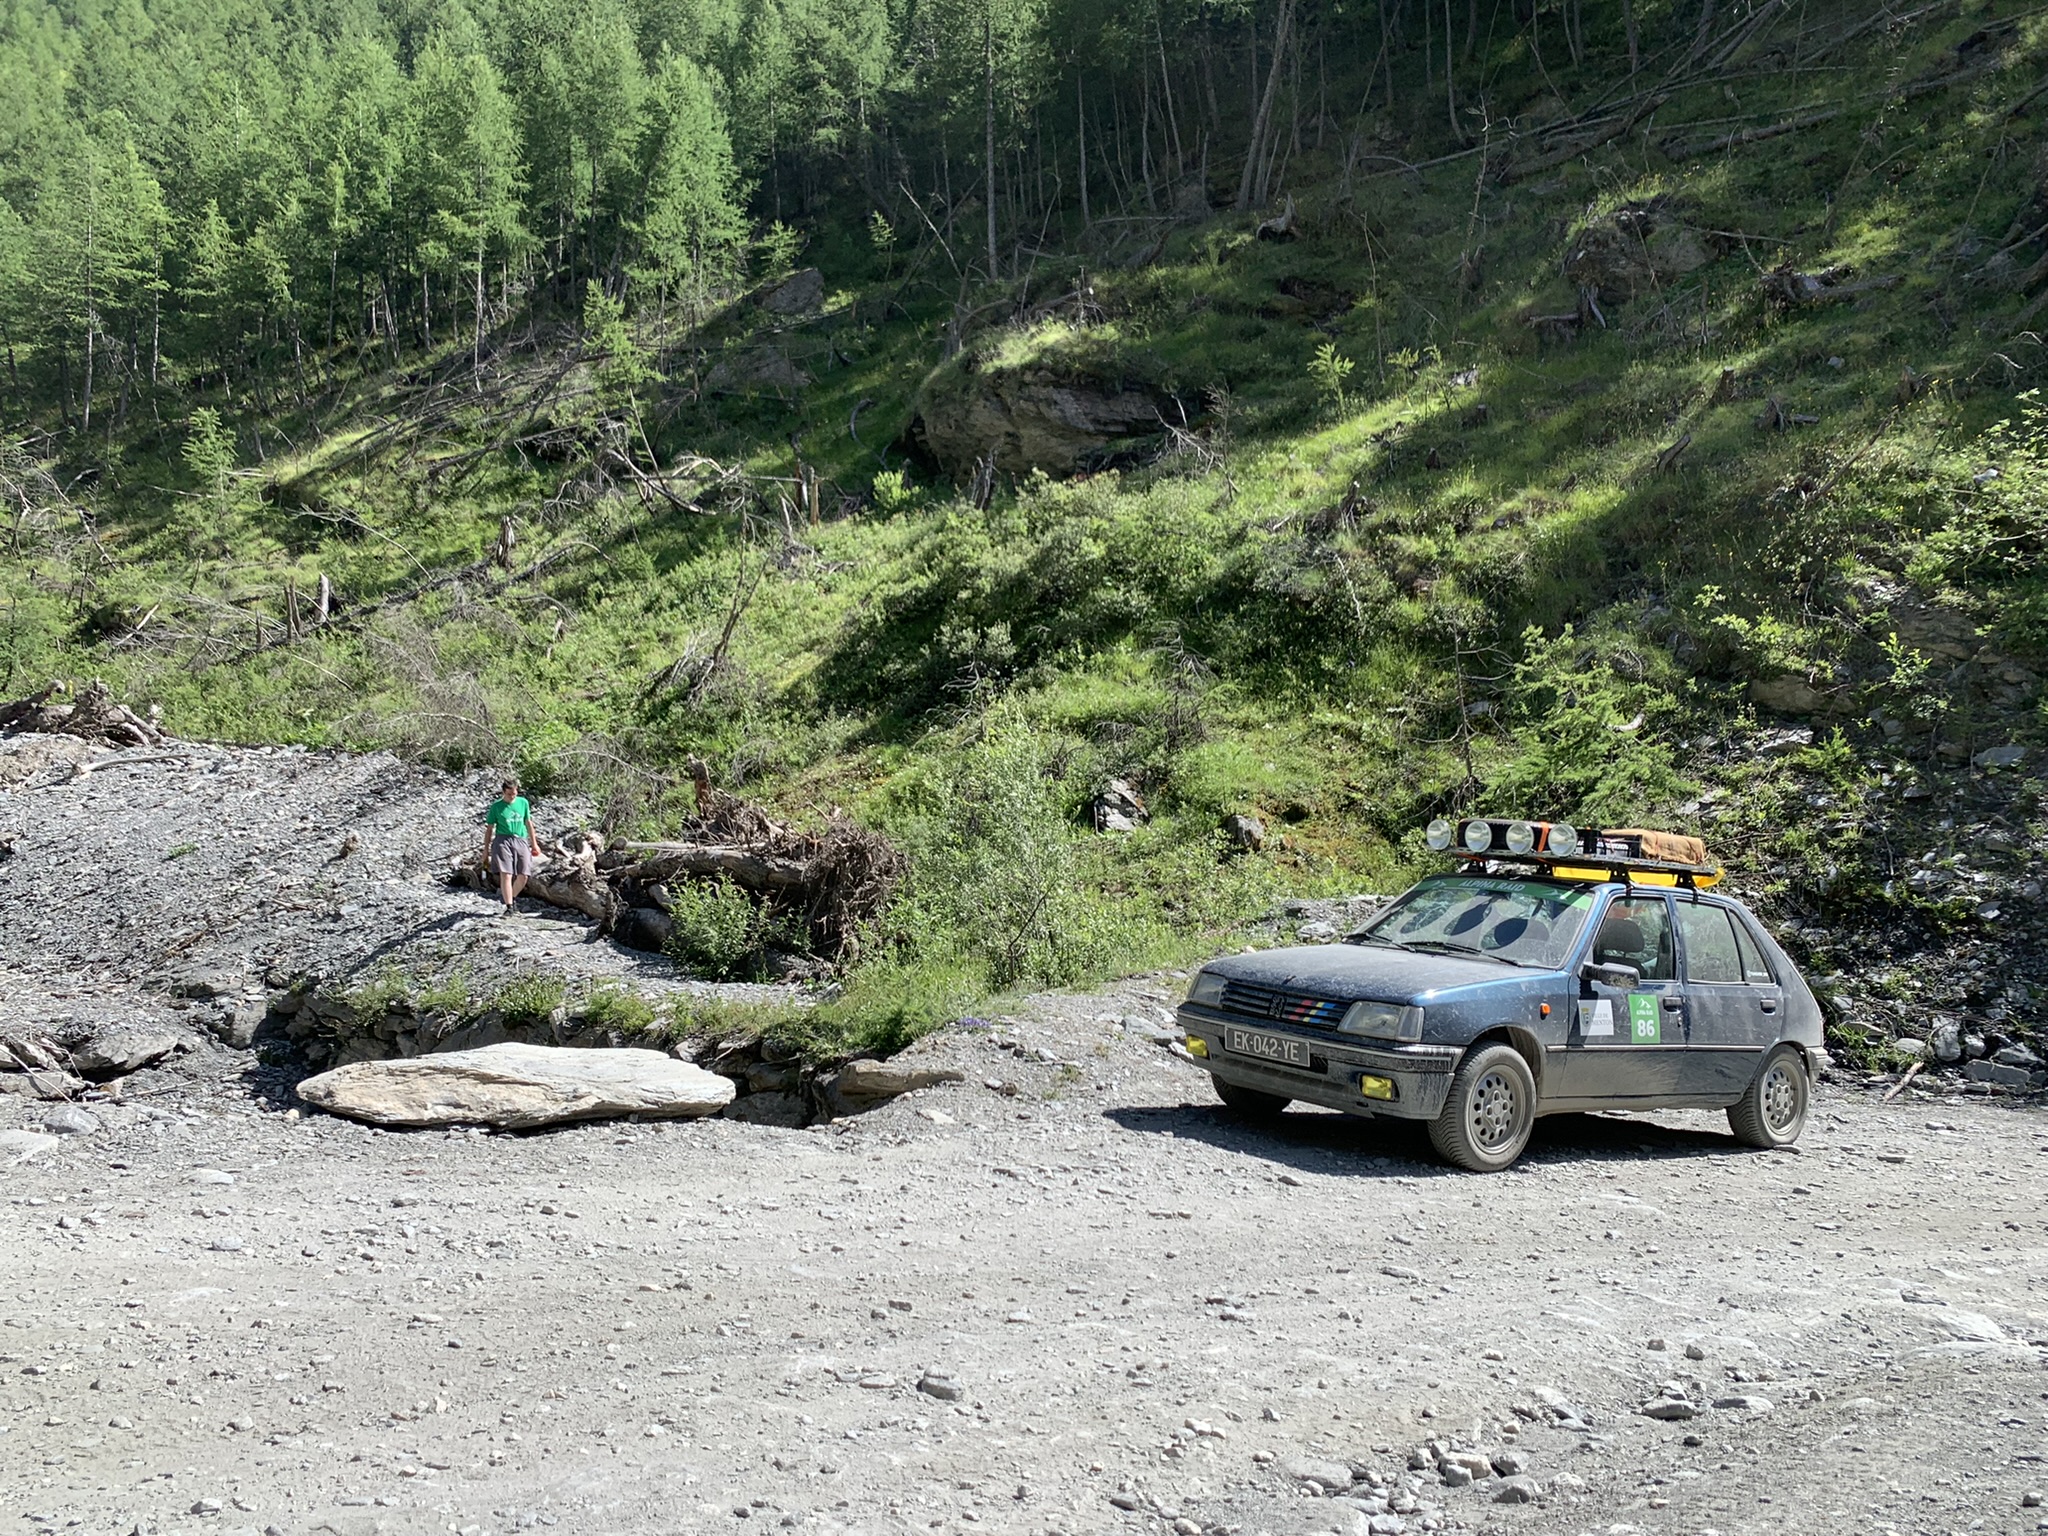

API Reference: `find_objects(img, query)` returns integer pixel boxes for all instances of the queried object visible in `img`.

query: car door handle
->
[1662,999,1683,1012]
[1760,1000,1778,1013]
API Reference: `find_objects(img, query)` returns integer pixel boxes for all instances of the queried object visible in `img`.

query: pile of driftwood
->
[0,680,170,748]
[453,766,904,967]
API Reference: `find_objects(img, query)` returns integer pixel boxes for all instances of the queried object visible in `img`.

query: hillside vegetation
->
[3,0,2046,1058]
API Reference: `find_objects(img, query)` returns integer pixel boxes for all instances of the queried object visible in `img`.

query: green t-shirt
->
[485,796,531,840]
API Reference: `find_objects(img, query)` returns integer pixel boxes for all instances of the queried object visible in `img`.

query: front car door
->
[1675,896,1786,1098]
[1560,890,1688,1101]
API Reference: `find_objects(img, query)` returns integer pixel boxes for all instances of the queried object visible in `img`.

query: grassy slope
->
[7,1,2047,1052]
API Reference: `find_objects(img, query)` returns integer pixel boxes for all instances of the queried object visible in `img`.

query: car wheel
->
[1213,1077,1290,1119]
[1429,1044,1536,1172]
[1727,1044,1808,1149]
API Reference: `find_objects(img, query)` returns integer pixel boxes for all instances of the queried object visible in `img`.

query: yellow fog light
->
[1358,1074,1396,1101]
[1187,1038,1209,1058]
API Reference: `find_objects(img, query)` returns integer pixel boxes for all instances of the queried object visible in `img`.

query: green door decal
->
[1628,993,1661,1044]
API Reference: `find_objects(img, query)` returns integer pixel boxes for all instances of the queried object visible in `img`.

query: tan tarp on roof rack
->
[1596,828,1709,867]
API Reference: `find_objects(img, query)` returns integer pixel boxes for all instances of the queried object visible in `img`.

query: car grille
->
[1217,981,1347,1030]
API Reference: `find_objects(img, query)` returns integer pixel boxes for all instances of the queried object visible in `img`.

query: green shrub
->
[581,984,657,1035]
[417,973,475,1016]
[663,877,797,980]
[492,971,566,1026]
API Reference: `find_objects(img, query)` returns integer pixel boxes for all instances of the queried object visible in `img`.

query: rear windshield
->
[1348,875,1596,969]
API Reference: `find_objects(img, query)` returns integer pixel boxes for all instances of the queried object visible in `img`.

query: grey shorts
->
[489,836,534,877]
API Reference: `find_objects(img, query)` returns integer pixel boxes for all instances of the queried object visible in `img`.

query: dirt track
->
[5,732,2047,1534]
[7,994,2048,1536]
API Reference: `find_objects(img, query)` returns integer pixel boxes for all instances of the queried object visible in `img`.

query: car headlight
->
[1185,970,1227,1008]
[1337,1002,1425,1041]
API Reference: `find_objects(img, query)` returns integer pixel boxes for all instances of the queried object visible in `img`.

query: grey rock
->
[1749,676,1823,714]
[1973,744,2025,769]
[38,1104,99,1136]
[1930,1021,1964,1063]
[1222,812,1266,852]
[71,1023,182,1076]
[1532,1386,1588,1425]
[1964,1060,2033,1088]
[831,1059,965,1100]
[1965,1033,1988,1059]
[217,999,265,1050]
[1711,1395,1773,1412]
[296,1042,736,1128]
[1640,1397,1698,1421]
[613,907,674,954]
[1091,779,1148,833]
[1296,920,1338,942]
[754,266,824,316]
[1892,1037,1927,1061]
[1490,1450,1527,1476]
[1438,1463,1472,1488]
[912,367,1177,478]
[1993,1043,2042,1070]
[1282,1455,1354,1492]
[915,1373,964,1402]
[166,967,240,1000]
[1492,1477,1540,1504]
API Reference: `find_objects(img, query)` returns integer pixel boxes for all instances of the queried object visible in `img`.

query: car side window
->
[1593,896,1675,982]
[1677,900,1743,984]
[1730,917,1776,984]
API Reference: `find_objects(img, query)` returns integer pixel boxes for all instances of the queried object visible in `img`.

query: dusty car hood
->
[1197,942,1547,1004]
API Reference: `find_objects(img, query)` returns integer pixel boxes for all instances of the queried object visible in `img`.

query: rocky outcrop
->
[296,1042,736,1129]
[1561,200,1712,310]
[911,359,1176,478]
[753,267,824,317]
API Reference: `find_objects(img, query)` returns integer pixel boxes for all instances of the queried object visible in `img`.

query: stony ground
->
[5,735,2048,1536]
[0,733,792,1059]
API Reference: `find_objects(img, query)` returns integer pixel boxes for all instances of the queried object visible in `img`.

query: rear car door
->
[1675,897,1786,1097]
[1563,891,1686,1099]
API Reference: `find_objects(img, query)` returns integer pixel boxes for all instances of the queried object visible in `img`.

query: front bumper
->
[1176,1004,1460,1120]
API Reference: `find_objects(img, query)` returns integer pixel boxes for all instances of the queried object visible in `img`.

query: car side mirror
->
[1583,960,1640,990]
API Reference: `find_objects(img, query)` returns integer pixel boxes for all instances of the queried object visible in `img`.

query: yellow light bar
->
[1358,1074,1396,1101]
[1547,863,1722,889]
[1187,1037,1209,1058]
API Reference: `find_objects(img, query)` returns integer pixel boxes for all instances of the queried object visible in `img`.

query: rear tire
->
[1429,1044,1537,1172]
[1213,1076,1290,1119]
[1728,1045,1808,1149]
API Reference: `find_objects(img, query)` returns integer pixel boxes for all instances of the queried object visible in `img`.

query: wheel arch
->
[1466,1025,1545,1093]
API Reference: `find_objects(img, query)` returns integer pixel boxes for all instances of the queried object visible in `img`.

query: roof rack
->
[1425,817,1723,888]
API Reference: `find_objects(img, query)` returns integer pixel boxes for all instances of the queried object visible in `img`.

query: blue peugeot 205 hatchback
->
[1176,818,1824,1172]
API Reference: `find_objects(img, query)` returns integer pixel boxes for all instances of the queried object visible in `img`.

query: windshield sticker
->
[1628,993,1662,1044]
[1576,998,1615,1037]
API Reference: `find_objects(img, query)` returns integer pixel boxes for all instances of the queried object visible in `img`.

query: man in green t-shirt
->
[481,778,540,914]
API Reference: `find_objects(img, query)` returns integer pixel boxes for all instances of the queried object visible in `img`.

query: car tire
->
[1727,1044,1808,1149]
[1429,1044,1537,1172]
[1213,1077,1290,1119]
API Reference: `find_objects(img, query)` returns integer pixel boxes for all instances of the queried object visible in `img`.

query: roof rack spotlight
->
[1424,817,1456,852]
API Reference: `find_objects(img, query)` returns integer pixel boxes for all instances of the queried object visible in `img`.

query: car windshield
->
[1348,874,1596,969]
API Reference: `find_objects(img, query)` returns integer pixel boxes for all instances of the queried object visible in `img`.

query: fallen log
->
[623,841,812,893]
[1761,263,1902,309]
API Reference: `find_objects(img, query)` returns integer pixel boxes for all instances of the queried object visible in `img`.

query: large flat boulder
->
[296,1043,735,1129]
